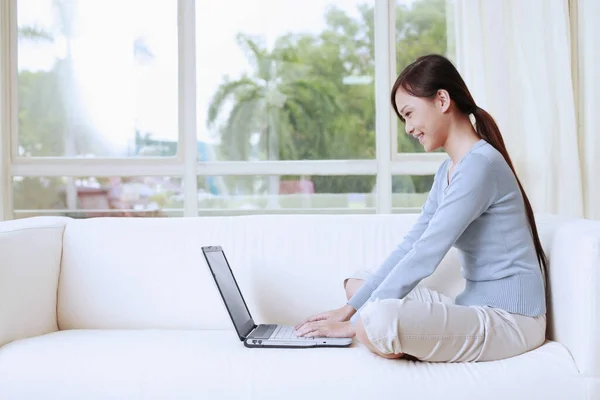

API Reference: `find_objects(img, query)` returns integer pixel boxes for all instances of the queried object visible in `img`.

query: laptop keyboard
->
[272,325,310,339]
[251,324,311,340]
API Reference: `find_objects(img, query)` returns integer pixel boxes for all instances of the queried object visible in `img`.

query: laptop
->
[201,245,353,349]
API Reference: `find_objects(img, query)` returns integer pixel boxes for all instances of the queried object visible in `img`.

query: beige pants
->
[345,270,547,362]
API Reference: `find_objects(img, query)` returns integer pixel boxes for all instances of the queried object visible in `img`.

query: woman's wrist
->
[342,303,356,319]
[345,320,357,337]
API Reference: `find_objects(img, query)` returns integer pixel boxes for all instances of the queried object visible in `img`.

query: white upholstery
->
[0,330,583,400]
[0,213,598,399]
[0,217,69,347]
[57,215,465,331]
[543,217,600,384]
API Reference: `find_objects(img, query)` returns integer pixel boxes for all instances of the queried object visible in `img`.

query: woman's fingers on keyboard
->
[295,314,327,330]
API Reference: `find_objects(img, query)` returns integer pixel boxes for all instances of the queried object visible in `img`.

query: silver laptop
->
[201,245,353,348]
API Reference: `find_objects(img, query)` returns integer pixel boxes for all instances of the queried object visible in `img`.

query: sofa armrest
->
[547,218,600,379]
[0,217,69,347]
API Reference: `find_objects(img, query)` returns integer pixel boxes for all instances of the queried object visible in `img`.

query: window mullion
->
[0,0,16,221]
[179,0,198,217]
[374,0,394,214]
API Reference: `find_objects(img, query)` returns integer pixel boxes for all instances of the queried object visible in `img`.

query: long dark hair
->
[390,54,548,293]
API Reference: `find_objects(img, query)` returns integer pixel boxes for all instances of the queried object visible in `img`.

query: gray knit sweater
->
[349,139,546,324]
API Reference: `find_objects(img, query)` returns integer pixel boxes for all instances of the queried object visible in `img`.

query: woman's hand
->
[294,305,356,334]
[295,320,356,338]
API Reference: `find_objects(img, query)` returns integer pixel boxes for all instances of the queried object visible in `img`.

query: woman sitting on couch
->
[295,54,548,363]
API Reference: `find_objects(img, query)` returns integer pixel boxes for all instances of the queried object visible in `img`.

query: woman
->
[294,54,548,362]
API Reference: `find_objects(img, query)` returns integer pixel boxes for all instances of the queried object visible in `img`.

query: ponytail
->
[473,107,549,294]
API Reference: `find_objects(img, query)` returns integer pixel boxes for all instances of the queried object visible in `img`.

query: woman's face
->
[394,87,449,152]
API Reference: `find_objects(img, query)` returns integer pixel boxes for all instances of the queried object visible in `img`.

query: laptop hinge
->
[243,325,258,340]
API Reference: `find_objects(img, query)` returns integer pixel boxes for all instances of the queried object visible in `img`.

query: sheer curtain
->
[452,0,585,218]
[576,0,600,220]
[0,0,10,221]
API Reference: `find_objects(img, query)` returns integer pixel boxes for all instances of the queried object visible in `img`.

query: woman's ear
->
[436,89,451,113]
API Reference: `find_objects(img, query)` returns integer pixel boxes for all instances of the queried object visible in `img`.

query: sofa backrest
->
[57,214,450,330]
[56,213,572,332]
[0,217,68,346]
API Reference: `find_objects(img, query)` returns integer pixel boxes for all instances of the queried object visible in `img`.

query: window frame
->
[0,0,445,221]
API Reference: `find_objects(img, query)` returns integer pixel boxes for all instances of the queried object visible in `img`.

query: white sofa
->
[0,213,598,399]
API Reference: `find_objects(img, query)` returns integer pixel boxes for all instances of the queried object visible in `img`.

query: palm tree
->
[207,33,338,205]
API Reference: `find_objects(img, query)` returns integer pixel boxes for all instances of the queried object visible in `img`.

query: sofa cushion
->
[0,330,583,399]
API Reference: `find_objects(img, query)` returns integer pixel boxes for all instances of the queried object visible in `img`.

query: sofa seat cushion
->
[0,330,583,400]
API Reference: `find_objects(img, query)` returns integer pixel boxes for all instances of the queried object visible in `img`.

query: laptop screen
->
[203,247,255,339]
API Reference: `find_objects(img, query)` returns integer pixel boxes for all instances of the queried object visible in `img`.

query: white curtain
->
[576,0,600,220]
[0,0,10,221]
[453,0,585,218]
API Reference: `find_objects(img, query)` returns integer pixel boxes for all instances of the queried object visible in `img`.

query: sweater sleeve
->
[366,155,498,304]
[346,160,446,314]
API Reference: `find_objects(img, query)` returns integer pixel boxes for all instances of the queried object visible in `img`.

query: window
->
[13,176,183,218]
[197,175,376,214]
[392,174,434,212]
[16,0,178,158]
[197,0,376,162]
[1,0,455,220]
[393,0,454,157]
